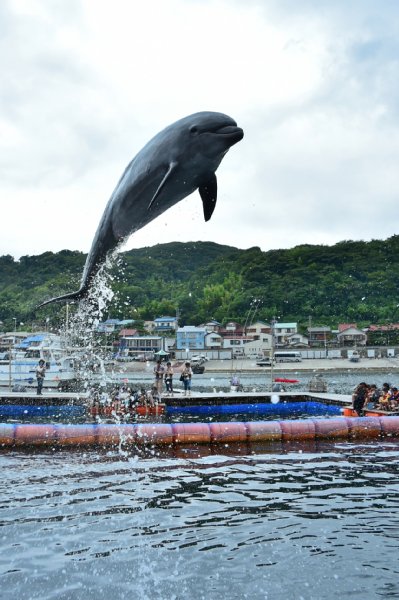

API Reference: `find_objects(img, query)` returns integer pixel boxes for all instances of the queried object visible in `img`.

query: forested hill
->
[1,236,399,330]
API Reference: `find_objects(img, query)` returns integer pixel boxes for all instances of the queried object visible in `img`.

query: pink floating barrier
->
[314,418,350,439]
[280,420,316,441]
[172,423,211,444]
[379,417,399,437]
[136,424,174,445]
[346,416,382,439]
[245,421,282,442]
[209,422,248,443]
[0,417,399,449]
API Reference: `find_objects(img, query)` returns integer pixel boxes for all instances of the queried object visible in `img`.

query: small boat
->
[0,333,94,391]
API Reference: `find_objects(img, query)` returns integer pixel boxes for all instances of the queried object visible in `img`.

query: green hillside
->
[1,236,399,332]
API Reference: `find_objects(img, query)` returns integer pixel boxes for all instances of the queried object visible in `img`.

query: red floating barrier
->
[56,424,102,447]
[245,421,282,442]
[96,424,136,446]
[136,424,174,445]
[0,424,16,447]
[209,422,248,443]
[314,418,350,439]
[274,378,300,384]
[346,416,382,439]
[379,416,399,437]
[280,420,316,441]
[14,424,56,447]
[2,417,399,449]
[172,423,211,444]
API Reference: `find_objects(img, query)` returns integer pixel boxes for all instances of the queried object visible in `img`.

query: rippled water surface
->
[2,442,399,599]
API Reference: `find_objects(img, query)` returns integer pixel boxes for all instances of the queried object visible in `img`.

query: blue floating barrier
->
[0,405,86,419]
[166,401,342,417]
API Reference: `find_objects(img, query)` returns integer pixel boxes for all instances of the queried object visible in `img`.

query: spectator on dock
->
[35,359,46,396]
[153,360,165,399]
[390,387,399,410]
[377,383,392,410]
[352,382,368,416]
[164,362,174,396]
[181,362,193,396]
[367,384,380,408]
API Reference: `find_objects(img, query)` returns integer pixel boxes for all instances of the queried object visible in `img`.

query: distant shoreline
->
[111,357,399,375]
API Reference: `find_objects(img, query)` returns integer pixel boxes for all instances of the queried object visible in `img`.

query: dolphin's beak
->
[216,125,244,145]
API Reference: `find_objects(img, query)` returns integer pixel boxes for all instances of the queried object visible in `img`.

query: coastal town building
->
[245,321,271,339]
[286,333,309,347]
[176,326,207,351]
[204,332,222,349]
[307,326,331,346]
[118,334,163,357]
[222,335,251,356]
[153,316,179,332]
[337,326,367,346]
[273,323,298,346]
[202,320,222,333]
[243,334,273,356]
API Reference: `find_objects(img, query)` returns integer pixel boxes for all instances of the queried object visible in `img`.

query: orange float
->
[0,417,399,449]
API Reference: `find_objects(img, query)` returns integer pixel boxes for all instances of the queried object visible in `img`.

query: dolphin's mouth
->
[216,125,244,143]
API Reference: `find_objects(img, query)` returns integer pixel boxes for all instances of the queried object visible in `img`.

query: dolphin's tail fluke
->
[36,288,87,309]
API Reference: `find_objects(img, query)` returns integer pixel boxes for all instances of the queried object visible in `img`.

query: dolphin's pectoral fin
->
[148,161,178,210]
[199,173,217,221]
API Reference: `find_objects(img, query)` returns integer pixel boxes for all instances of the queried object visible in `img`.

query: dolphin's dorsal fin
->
[199,173,217,221]
[148,161,178,210]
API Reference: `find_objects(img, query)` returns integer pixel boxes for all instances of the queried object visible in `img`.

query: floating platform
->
[1,390,352,420]
[162,391,351,407]
[1,417,399,449]
[0,391,90,420]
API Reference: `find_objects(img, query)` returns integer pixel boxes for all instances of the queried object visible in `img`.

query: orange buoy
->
[1,417,399,449]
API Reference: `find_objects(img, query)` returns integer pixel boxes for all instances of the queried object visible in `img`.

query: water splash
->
[64,252,118,388]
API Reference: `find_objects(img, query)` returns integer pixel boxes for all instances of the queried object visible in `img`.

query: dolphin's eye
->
[190,125,199,135]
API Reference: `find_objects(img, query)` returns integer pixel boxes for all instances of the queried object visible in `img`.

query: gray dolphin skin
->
[38,111,243,307]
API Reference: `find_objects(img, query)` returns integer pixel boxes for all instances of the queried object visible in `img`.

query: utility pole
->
[270,317,276,392]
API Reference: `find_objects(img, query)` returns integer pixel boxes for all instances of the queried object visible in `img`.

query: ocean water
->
[102,368,399,395]
[1,441,399,600]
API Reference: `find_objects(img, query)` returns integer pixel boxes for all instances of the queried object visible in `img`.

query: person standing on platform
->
[35,359,46,396]
[153,360,165,400]
[181,362,193,396]
[164,362,174,396]
[352,382,368,416]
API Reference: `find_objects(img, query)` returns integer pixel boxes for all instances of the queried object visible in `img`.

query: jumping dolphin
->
[38,111,243,307]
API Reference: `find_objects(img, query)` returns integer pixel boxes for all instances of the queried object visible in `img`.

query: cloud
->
[1,0,399,259]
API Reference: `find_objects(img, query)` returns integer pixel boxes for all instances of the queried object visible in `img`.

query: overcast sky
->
[1,0,399,260]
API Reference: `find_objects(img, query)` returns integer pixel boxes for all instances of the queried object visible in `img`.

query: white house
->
[205,332,222,349]
[243,334,273,356]
[337,326,367,346]
[274,322,298,346]
[222,335,251,356]
[286,333,309,347]
[245,321,271,339]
